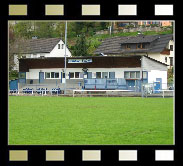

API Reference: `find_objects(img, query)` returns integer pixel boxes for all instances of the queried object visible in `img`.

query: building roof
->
[19,56,142,72]
[19,55,167,72]
[12,38,61,54]
[94,34,173,55]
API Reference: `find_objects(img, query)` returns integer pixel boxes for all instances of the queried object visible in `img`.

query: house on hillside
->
[18,56,168,91]
[95,34,174,68]
[12,37,72,71]
[113,22,138,29]
[138,21,172,27]
[112,21,172,30]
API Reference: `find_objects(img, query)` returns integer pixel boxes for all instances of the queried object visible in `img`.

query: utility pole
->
[64,21,67,95]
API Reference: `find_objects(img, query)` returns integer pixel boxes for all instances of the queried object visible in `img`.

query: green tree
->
[100,22,109,30]
[34,22,56,38]
[72,34,90,56]
[13,21,34,39]
[54,22,66,39]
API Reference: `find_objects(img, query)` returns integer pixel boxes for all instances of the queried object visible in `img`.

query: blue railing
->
[84,78,143,92]
[84,78,127,90]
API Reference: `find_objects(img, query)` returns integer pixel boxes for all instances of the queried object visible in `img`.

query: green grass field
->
[9,96,174,145]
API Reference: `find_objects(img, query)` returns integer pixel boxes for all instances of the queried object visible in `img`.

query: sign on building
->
[68,59,92,63]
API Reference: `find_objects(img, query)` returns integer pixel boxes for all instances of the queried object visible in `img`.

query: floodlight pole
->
[64,21,67,95]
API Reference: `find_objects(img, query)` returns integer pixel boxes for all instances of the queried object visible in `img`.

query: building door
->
[153,78,162,93]
[126,80,135,86]
[156,78,162,90]
[87,72,92,79]
[154,82,160,93]
[109,72,115,79]
[61,72,65,83]
[61,72,62,83]
[39,72,44,83]
[126,80,135,90]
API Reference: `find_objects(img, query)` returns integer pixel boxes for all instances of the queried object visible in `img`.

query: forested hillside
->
[9,21,173,56]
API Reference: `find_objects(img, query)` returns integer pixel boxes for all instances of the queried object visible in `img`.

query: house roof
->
[94,34,173,55]
[120,35,159,44]
[12,38,61,54]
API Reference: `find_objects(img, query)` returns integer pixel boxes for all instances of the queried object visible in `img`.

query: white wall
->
[148,53,161,62]
[26,67,167,89]
[22,53,50,58]
[148,70,167,89]
[26,67,142,79]
[49,40,72,57]
[142,56,167,71]
[148,53,169,66]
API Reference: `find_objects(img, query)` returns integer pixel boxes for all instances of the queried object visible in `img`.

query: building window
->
[45,72,59,79]
[124,71,140,79]
[96,72,101,78]
[142,71,147,79]
[130,72,136,78]
[125,44,131,49]
[124,72,130,79]
[75,72,80,78]
[45,72,50,78]
[58,44,61,49]
[165,57,167,63]
[137,44,141,49]
[136,72,140,78]
[69,72,74,78]
[170,45,173,51]
[55,72,59,78]
[137,43,145,49]
[51,72,55,78]
[142,43,145,49]
[62,44,64,49]
[87,72,92,79]
[62,72,65,78]
[169,57,173,66]
[102,72,108,78]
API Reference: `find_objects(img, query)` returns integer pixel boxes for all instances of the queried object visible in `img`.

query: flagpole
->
[64,21,67,95]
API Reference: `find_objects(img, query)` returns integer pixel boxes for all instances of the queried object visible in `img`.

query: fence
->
[72,89,134,97]
[9,88,63,96]
[18,81,84,91]
[10,79,174,98]
[141,83,174,98]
